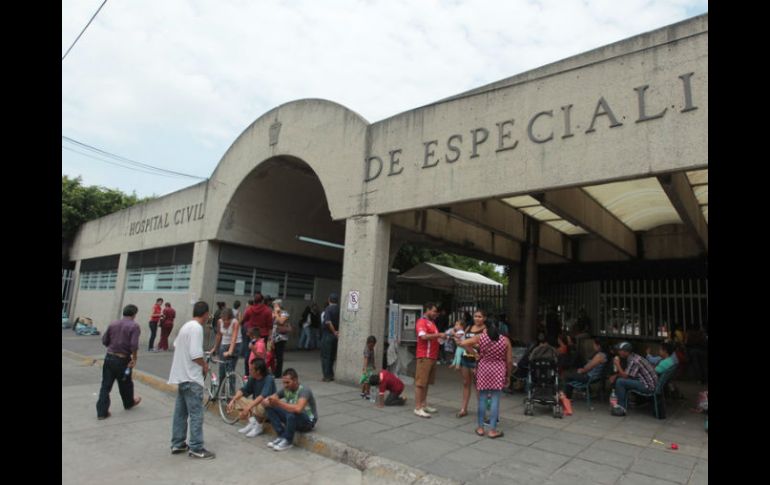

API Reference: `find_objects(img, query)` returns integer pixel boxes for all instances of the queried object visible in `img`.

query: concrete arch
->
[204,99,369,240]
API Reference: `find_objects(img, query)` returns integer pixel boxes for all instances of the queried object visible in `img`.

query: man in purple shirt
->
[96,304,142,420]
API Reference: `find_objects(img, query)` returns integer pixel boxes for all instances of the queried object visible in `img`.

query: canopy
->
[397,262,503,291]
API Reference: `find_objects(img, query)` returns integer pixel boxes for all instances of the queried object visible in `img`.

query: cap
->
[615,341,633,352]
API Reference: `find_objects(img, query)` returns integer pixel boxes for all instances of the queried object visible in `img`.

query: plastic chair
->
[624,365,678,419]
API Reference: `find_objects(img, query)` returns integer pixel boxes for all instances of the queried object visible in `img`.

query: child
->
[360,336,377,398]
[446,321,466,369]
[369,369,407,406]
[248,327,274,374]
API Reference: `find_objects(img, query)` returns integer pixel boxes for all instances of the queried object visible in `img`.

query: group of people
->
[98,299,319,460]
[147,298,176,352]
[97,295,702,461]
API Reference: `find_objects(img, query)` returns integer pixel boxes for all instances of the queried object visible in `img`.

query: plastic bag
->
[559,391,573,416]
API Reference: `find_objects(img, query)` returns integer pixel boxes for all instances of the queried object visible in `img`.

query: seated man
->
[226,358,276,438]
[369,369,407,407]
[263,368,317,452]
[609,342,658,416]
[563,338,607,399]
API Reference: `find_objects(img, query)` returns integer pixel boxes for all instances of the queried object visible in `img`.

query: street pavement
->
[63,330,708,484]
[62,355,363,485]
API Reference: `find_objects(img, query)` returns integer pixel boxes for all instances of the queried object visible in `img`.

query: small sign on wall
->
[304,294,312,301]
[234,280,245,296]
[347,290,360,312]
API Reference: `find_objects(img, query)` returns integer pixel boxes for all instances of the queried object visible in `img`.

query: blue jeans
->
[478,390,502,430]
[299,326,312,349]
[96,353,136,417]
[615,378,651,409]
[320,334,337,379]
[171,382,205,452]
[266,406,315,444]
[148,321,159,350]
[219,343,242,393]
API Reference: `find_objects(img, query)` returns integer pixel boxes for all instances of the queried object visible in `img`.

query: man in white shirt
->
[168,301,215,459]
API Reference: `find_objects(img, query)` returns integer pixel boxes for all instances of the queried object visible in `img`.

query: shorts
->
[460,356,477,369]
[242,399,267,419]
[415,358,437,386]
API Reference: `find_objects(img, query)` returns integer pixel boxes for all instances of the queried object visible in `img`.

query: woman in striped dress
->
[460,321,513,438]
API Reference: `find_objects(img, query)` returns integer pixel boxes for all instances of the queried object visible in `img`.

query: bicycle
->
[202,351,245,424]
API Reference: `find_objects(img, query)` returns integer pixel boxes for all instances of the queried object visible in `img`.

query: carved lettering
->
[422,141,439,169]
[446,134,462,163]
[495,120,518,152]
[470,127,489,159]
[586,97,623,134]
[389,149,404,176]
[364,156,383,182]
[635,85,667,123]
[528,111,554,144]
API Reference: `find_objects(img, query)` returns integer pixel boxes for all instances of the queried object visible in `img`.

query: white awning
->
[397,262,503,291]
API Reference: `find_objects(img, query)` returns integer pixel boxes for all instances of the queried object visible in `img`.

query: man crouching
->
[263,368,318,451]
[226,358,276,437]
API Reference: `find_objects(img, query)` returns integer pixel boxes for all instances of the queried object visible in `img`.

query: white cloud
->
[62,0,708,197]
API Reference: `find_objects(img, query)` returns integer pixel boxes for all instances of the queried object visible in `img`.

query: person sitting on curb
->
[609,342,658,416]
[369,369,407,406]
[263,368,318,452]
[226,358,276,438]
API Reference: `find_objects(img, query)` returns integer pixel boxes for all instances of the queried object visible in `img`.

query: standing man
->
[414,302,444,418]
[240,292,273,375]
[168,301,215,459]
[148,298,163,352]
[96,304,142,420]
[157,302,176,352]
[320,293,340,382]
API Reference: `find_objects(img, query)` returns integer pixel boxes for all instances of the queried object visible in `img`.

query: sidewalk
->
[62,355,363,485]
[63,330,708,484]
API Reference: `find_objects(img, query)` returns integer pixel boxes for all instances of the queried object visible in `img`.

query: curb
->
[62,348,460,485]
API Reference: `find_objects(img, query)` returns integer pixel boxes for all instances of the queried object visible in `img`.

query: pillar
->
[335,215,391,384]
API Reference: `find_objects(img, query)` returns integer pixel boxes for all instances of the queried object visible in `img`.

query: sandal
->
[475,427,485,436]
[456,410,468,418]
[487,431,504,439]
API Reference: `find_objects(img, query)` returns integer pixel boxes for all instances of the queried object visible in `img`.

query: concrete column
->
[522,246,539,344]
[187,240,220,318]
[69,259,82,322]
[336,215,391,384]
[113,253,129,320]
[506,263,523,342]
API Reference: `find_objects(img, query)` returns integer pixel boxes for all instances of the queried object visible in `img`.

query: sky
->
[62,0,708,199]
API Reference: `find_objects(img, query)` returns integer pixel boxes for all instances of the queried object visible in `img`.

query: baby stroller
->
[524,356,563,418]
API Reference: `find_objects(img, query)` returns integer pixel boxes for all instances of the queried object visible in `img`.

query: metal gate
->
[62,269,74,326]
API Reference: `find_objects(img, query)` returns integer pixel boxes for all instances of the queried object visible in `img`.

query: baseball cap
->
[615,342,633,352]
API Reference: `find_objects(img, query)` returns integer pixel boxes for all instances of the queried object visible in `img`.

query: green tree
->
[62,175,154,240]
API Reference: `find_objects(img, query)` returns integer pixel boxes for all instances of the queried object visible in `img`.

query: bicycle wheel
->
[202,369,215,409]
[218,372,242,424]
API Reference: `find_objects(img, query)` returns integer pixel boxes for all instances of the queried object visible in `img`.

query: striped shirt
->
[626,353,658,391]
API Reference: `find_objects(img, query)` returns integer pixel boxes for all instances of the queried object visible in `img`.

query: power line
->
[62,146,197,179]
[62,136,207,180]
[62,0,109,61]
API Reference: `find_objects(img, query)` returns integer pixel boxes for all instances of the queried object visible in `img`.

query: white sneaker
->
[273,438,293,451]
[238,417,257,434]
[245,423,263,438]
[423,406,438,414]
[266,437,282,449]
[414,408,431,418]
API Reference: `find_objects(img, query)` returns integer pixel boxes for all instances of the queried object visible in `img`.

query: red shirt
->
[416,316,439,360]
[242,303,273,338]
[150,303,162,323]
[161,307,176,327]
[377,370,404,395]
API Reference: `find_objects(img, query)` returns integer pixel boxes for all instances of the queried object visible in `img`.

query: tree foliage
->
[392,243,507,286]
[62,175,153,239]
